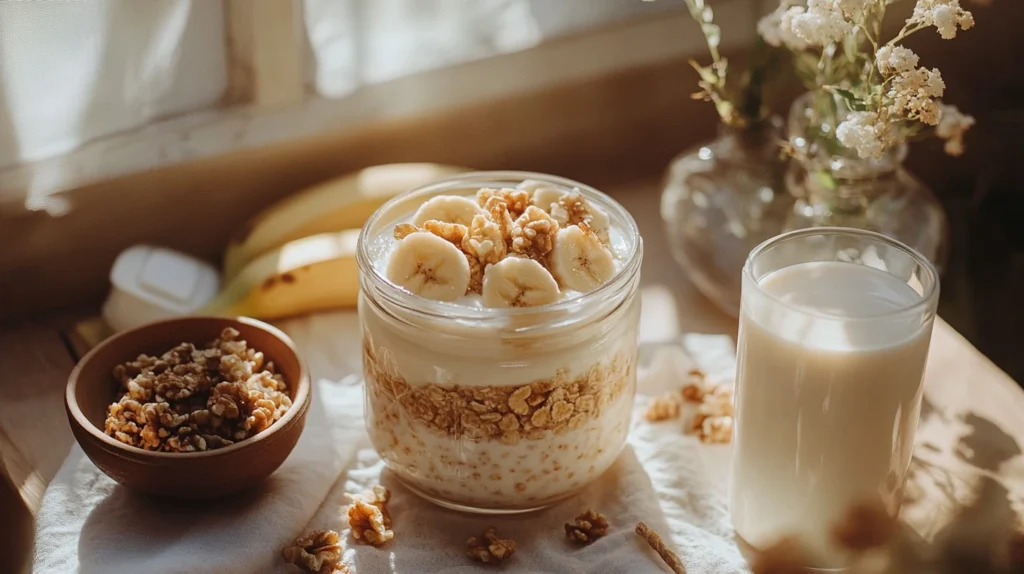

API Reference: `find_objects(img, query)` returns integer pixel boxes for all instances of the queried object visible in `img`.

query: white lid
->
[103,245,220,331]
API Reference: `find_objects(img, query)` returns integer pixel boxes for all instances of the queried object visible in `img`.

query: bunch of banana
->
[203,162,468,320]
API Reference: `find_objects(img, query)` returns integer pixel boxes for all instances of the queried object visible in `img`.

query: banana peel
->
[222,162,469,279]
[202,229,362,320]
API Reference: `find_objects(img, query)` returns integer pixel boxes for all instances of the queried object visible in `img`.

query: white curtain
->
[303,0,675,97]
[0,0,227,170]
[0,0,674,170]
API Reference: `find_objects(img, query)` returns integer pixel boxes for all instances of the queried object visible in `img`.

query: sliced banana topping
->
[518,180,564,213]
[386,231,471,301]
[549,224,617,292]
[412,195,485,226]
[482,257,561,308]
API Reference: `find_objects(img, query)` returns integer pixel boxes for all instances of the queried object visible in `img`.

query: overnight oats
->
[356,171,642,513]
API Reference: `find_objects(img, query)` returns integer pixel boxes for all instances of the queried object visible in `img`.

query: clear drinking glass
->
[730,228,939,568]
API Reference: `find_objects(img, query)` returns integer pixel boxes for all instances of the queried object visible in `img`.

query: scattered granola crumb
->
[467,527,516,563]
[346,485,394,547]
[635,522,686,573]
[686,382,735,444]
[565,509,610,545]
[644,392,682,422]
[282,529,346,574]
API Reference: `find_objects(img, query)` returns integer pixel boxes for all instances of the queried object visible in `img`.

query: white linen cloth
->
[34,312,748,573]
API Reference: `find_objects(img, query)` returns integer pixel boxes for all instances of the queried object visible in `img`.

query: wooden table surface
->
[2,179,1022,568]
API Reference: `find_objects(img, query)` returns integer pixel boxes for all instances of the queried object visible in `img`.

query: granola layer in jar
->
[356,171,642,512]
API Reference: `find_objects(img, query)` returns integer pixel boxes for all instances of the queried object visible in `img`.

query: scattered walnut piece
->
[282,529,346,574]
[680,369,707,403]
[635,522,686,574]
[644,392,682,422]
[699,416,733,444]
[346,485,394,547]
[565,509,610,545]
[466,527,516,563]
[509,205,559,262]
[104,328,291,452]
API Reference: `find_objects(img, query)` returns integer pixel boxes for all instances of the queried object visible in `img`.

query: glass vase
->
[660,118,791,317]
[783,93,950,271]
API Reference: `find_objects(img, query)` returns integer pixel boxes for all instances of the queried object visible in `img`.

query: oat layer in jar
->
[357,171,642,513]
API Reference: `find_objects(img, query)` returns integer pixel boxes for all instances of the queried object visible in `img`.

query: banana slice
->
[386,232,471,301]
[585,200,612,244]
[549,224,618,292]
[412,195,484,226]
[519,180,564,213]
[482,257,561,308]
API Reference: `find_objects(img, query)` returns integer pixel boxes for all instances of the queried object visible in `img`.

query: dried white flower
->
[911,0,975,39]
[887,67,945,125]
[935,104,975,156]
[837,0,870,19]
[758,3,811,50]
[786,0,854,47]
[876,45,920,76]
[836,111,887,159]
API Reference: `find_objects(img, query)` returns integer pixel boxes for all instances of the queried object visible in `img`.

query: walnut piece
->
[282,529,347,574]
[680,369,707,403]
[464,213,507,266]
[549,191,592,229]
[422,220,468,246]
[466,527,516,563]
[510,205,559,262]
[644,392,682,422]
[104,328,291,452]
[476,187,531,218]
[346,485,394,547]
[565,509,610,545]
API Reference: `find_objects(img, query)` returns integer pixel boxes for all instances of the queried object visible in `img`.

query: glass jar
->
[660,117,791,317]
[784,93,950,272]
[356,171,643,513]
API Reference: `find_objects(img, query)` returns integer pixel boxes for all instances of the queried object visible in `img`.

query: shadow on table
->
[76,476,280,574]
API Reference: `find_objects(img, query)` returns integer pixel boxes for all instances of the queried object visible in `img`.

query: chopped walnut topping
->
[282,529,346,574]
[510,206,559,262]
[422,220,468,246]
[346,485,394,547]
[565,509,610,545]
[549,191,592,229]
[466,527,516,563]
[476,187,530,218]
[636,522,686,574]
[644,392,682,422]
[393,223,418,240]
[464,213,507,266]
[104,328,291,452]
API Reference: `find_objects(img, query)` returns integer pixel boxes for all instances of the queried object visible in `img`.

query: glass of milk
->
[730,227,939,568]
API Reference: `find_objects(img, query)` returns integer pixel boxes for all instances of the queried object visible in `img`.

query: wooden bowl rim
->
[65,316,311,460]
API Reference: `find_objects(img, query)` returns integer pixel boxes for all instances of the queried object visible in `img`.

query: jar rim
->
[742,227,939,323]
[356,170,643,324]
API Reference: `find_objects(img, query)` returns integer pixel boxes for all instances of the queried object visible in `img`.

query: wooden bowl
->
[66,316,310,499]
